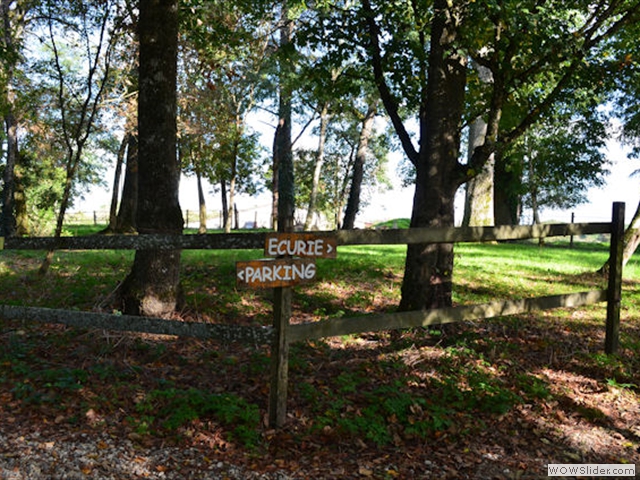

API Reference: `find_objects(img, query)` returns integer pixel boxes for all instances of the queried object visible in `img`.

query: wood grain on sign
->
[264,233,337,258]
[236,258,317,289]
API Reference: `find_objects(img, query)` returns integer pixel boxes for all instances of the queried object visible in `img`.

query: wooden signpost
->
[264,232,336,259]
[237,232,336,427]
[236,233,337,289]
[236,257,317,289]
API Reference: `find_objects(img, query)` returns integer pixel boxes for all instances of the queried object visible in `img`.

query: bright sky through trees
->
[75,133,638,227]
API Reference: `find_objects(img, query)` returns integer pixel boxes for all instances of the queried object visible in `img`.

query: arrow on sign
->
[237,258,317,289]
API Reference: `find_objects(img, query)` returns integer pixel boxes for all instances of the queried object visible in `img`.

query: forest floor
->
[0,241,639,479]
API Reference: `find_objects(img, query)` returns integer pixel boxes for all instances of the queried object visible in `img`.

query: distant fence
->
[0,203,626,428]
[66,207,271,230]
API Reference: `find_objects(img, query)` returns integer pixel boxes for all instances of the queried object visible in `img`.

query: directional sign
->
[264,233,337,259]
[236,258,317,289]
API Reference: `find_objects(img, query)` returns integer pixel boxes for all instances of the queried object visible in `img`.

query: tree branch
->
[361,0,419,165]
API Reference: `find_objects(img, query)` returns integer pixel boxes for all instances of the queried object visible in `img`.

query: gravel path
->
[0,430,294,480]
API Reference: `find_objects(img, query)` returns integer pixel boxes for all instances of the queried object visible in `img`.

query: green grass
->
[1,226,639,452]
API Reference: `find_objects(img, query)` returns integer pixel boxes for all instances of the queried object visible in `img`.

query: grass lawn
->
[0,227,638,478]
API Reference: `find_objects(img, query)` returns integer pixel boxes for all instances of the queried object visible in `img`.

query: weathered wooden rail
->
[0,203,626,428]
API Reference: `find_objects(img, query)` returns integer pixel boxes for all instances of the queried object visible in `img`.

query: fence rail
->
[0,203,625,429]
[1,221,612,251]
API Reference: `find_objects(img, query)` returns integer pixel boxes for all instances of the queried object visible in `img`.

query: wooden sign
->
[264,233,337,259]
[236,258,317,289]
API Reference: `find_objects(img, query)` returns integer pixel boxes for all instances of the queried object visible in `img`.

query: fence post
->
[570,212,575,249]
[605,202,625,355]
[269,286,291,427]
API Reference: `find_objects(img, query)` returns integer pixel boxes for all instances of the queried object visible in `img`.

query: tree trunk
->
[398,0,467,311]
[104,133,128,232]
[115,133,138,233]
[220,178,229,231]
[0,0,21,238]
[40,152,80,275]
[13,156,29,236]
[119,0,183,318]
[304,102,330,231]
[226,136,239,234]
[1,111,18,237]
[463,119,495,227]
[343,103,376,230]
[493,150,521,226]
[462,63,494,228]
[196,167,207,234]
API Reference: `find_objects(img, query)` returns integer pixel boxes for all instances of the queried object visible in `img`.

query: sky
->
[74,134,640,229]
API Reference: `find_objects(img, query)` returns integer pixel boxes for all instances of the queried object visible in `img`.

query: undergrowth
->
[0,230,638,453]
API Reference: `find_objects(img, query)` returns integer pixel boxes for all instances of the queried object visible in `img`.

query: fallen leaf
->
[358,466,373,476]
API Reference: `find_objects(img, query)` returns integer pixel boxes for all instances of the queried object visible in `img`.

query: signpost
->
[237,232,336,427]
[236,258,316,289]
[237,233,337,289]
[264,232,336,259]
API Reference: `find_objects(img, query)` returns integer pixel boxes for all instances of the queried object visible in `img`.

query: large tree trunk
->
[463,119,495,227]
[462,63,494,228]
[0,0,23,238]
[119,0,183,318]
[342,103,376,230]
[398,0,467,311]
[493,151,521,226]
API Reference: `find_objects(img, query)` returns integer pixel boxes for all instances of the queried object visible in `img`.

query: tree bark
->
[226,134,240,234]
[1,111,18,237]
[493,150,521,226]
[0,0,20,238]
[106,133,127,232]
[398,0,467,311]
[463,119,495,227]
[13,155,28,236]
[119,0,183,317]
[463,63,495,228]
[115,133,139,233]
[196,167,207,234]
[342,103,376,230]
[220,178,229,231]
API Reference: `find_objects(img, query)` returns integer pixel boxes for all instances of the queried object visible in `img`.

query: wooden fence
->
[0,202,626,428]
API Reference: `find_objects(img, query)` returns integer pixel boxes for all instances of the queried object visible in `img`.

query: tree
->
[0,0,29,237]
[179,0,272,233]
[118,0,183,317]
[599,18,640,270]
[351,0,640,310]
[294,100,389,229]
[272,1,295,233]
[342,100,377,230]
[462,63,495,228]
[36,0,120,274]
